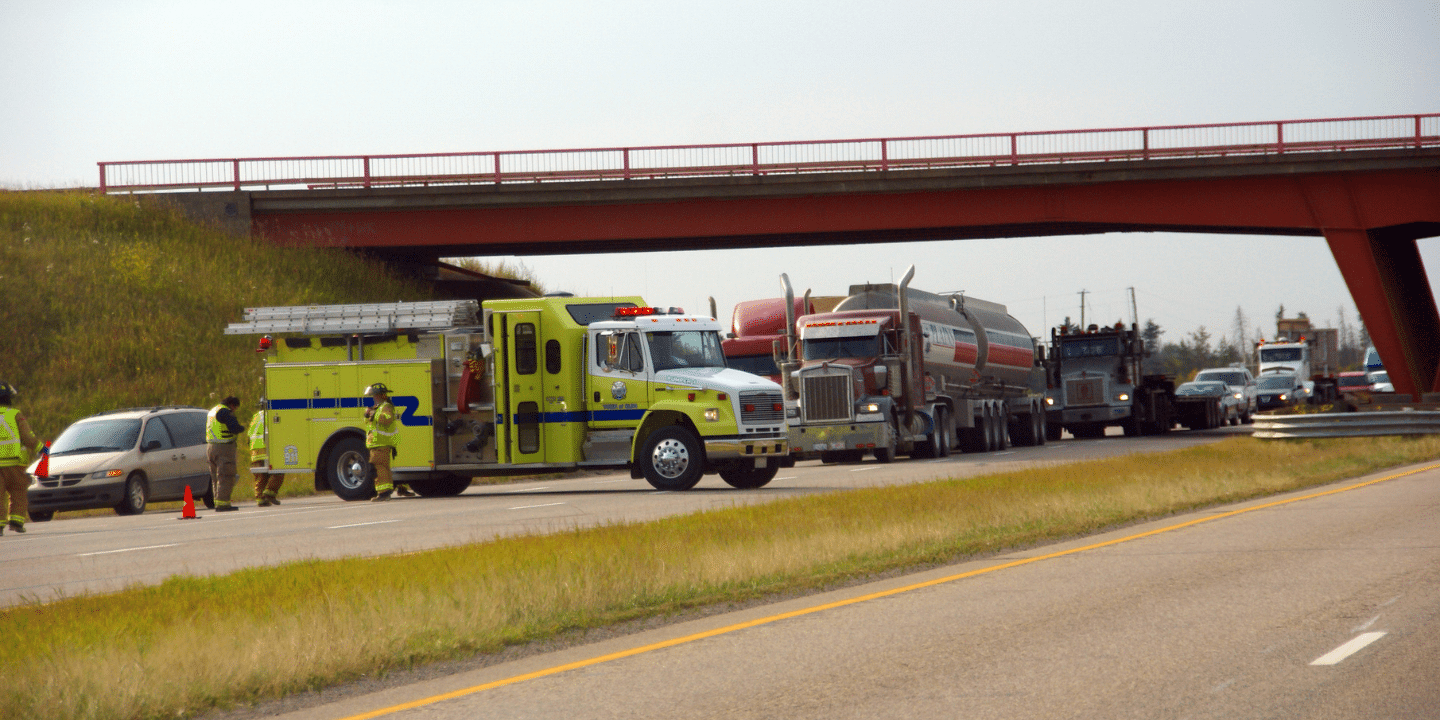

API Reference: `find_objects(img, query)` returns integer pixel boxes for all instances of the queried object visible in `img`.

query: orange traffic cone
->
[33,441,50,479]
[178,485,200,520]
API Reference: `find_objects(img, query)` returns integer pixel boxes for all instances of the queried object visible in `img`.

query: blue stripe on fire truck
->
[268,396,433,427]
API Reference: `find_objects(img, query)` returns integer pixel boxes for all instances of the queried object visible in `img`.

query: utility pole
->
[1128,287,1138,329]
[1079,289,1088,330]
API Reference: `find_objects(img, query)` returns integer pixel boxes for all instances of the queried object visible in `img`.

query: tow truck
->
[225,298,790,497]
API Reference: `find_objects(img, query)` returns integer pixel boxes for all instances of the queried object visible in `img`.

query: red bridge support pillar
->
[1323,226,1440,397]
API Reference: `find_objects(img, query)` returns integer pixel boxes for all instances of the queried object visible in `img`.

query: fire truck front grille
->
[1065,377,1105,407]
[739,391,785,425]
[801,373,853,423]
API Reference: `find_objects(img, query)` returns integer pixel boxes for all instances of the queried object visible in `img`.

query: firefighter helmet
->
[364,383,392,397]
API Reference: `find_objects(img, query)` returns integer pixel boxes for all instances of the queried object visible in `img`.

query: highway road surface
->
[268,458,1439,720]
[0,427,1238,607]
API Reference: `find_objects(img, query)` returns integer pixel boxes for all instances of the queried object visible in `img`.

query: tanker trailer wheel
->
[934,407,952,457]
[915,408,950,458]
[325,436,375,501]
[719,462,778,489]
[640,427,704,491]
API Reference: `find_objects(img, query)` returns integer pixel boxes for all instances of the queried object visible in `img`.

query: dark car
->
[26,406,215,521]
[1255,373,1304,410]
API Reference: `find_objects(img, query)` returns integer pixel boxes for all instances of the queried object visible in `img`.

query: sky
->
[4,0,1438,349]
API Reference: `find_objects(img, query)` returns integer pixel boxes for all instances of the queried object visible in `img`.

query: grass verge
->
[3,436,1438,719]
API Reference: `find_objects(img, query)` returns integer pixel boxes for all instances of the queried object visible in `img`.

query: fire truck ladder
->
[224,300,480,335]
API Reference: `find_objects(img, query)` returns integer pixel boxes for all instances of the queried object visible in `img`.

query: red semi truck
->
[773,265,1048,462]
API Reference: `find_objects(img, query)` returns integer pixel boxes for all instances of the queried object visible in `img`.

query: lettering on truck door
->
[500,312,545,463]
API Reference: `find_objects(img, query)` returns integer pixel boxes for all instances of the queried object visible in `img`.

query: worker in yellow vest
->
[249,398,283,506]
[0,382,41,535]
[206,396,245,512]
[364,383,400,501]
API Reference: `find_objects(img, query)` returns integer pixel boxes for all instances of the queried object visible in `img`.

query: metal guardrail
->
[97,113,1440,193]
[1252,410,1440,438]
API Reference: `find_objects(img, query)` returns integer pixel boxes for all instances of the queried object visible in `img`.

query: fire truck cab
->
[226,298,789,498]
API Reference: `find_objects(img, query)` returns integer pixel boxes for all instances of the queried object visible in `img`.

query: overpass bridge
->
[100,114,1440,396]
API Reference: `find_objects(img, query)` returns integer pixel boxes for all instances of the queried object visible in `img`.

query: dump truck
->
[775,266,1048,462]
[1043,322,1176,439]
[225,298,790,497]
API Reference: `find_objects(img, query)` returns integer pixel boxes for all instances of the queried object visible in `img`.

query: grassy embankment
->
[0,191,550,505]
[1,434,1438,720]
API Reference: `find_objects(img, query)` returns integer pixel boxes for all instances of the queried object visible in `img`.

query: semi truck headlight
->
[704,408,719,422]
[861,403,879,413]
[1117,393,1130,402]
[1045,397,1055,406]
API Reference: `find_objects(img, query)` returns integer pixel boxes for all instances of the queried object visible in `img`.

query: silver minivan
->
[26,406,215,521]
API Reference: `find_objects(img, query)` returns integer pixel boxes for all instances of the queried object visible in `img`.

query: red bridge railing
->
[98,113,1440,193]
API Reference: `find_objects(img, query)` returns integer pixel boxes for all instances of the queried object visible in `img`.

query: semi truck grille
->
[739,391,785,425]
[1065,377,1105,407]
[801,373,853,423]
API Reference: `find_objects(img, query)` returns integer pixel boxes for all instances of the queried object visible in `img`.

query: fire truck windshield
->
[646,331,726,371]
[1059,336,1120,359]
[803,335,881,361]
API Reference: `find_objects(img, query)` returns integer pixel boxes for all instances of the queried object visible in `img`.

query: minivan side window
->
[160,412,206,447]
[140,418,174,451]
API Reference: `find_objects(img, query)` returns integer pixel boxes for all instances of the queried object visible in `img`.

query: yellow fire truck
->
[225,298,789,499]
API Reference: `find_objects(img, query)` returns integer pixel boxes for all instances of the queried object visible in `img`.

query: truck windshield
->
[646,331,726,371]
[1260,347,1303,362]
[803,335,880,361]
[1059,337,1119,359]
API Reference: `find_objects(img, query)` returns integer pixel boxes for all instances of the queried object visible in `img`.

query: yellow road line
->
[338,462,1440,720]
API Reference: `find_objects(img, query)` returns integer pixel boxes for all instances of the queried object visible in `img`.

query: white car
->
[1192,367,1259,422]
[1368,370,1394,393]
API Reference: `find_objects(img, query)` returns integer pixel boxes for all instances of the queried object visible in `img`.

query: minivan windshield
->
[50,418,141,456]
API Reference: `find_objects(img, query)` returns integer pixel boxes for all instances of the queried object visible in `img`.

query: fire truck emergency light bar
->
[224,300,480,335]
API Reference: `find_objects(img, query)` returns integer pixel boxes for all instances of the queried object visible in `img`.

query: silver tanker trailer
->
[776,265,1048,463]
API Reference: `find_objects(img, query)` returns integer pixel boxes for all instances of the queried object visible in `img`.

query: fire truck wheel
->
[640,427,704,491]
[115,473,148,516]
[326,436,374,501]
[719,463,778,489]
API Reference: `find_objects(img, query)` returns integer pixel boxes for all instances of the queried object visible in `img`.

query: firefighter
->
[364,383,400,501]
[0,382,41,535]
[249,398,283,506]
[206,396,246,512]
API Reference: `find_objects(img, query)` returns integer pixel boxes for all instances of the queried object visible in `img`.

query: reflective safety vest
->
[366,401,398,450]
[206,405,238,444]
[0,407,28,468]
[248,410,267,463]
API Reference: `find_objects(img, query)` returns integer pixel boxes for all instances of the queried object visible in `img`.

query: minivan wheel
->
[115,473,148,516]
[199,477,216,509]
